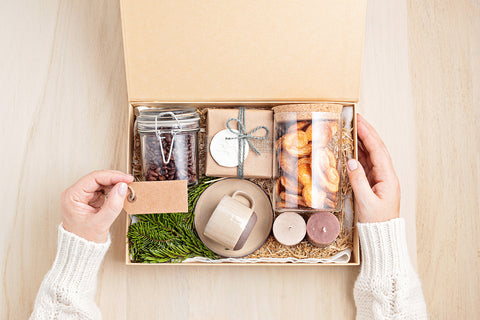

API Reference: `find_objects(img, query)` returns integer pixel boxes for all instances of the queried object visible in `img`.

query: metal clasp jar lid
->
[136,107,200,133]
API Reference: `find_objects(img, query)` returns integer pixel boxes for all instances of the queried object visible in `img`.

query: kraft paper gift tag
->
[123,180,188,214]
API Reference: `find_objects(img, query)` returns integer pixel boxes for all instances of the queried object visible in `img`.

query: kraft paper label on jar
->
[123,181,188,215]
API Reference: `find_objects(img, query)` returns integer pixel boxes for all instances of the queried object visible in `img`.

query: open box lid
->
[120,0,367,103]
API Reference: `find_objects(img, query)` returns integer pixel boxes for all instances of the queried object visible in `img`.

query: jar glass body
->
[273,111,342,212]
[137,108,200,185]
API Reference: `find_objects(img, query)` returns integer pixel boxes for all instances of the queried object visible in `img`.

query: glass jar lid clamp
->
[155,111,182,164]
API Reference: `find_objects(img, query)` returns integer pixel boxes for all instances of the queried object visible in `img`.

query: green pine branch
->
[127,177,219,263]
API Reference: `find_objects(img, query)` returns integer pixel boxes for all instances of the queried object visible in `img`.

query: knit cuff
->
[357,218,414,278]
[44,225,111,293]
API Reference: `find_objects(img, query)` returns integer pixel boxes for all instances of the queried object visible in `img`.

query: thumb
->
[346,159,374,201]
[98,182,128,226]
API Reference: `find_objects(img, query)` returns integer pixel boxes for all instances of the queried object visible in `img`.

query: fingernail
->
[118,183,128,196]
[347,159,358,171]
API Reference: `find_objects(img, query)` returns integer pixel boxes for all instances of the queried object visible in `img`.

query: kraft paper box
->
[206,108,273,178]
[120,0,367,265]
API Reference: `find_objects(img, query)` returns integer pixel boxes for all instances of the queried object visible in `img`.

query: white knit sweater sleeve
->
[30,225,110,320]
[354,218,428,319]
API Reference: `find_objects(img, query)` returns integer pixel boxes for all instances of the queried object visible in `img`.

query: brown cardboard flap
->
[120,0,367,103]
[123,180,188,214]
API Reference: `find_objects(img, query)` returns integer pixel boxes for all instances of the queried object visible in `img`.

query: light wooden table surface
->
[1,0,478,319]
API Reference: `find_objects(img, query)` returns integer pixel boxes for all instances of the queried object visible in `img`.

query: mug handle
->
[232,191,255,210]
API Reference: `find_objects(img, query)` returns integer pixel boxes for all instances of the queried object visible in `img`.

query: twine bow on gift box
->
[225,107,270,179]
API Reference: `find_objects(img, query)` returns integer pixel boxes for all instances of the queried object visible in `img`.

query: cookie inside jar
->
[273,104,343,212]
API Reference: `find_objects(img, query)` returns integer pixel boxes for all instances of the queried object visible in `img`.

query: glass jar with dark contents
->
[136,107,200,185]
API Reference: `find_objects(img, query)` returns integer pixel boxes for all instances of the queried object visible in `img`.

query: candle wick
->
[322,227,326,232]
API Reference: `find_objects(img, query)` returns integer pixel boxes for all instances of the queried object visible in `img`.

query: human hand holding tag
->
[61,170,134,243]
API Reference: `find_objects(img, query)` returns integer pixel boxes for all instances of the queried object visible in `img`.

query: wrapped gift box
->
[206,108,274,178]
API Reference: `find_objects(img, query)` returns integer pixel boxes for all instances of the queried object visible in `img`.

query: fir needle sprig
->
[127,177,219,263]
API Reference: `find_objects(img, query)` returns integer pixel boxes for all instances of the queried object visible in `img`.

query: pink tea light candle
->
[306,212,340,247]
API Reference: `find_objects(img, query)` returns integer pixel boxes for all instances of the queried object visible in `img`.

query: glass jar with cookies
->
[273,104,343,212]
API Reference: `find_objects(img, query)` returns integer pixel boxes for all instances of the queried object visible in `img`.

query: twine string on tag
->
[225,107,269,178]
[127,185,136,202]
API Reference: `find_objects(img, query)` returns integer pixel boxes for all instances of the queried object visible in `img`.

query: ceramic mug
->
[203,190,258,250]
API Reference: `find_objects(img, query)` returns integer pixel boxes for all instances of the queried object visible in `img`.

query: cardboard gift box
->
[206,108,274,179]
[120,0,366,266]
